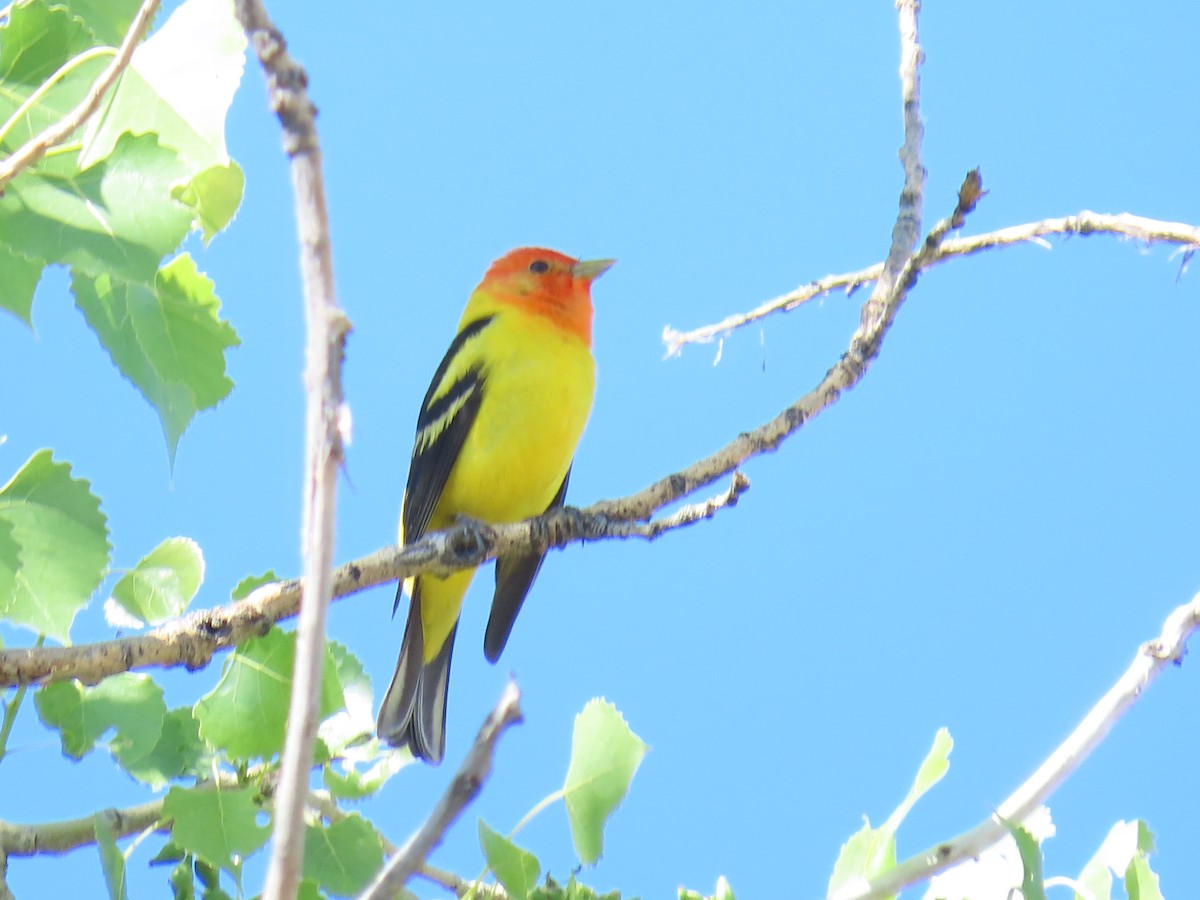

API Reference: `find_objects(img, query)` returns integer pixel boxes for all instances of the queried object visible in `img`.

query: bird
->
[377,247,614,764]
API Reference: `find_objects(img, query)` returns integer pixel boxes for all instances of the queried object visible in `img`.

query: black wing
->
[483,466,571,662]
[402,315,494,546]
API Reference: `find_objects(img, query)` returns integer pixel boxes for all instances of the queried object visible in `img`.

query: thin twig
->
[358,682,524,900]
[663,210,1200,356]
[231,2,349,899]
[0,0,161,190]
[828,590,1200,900]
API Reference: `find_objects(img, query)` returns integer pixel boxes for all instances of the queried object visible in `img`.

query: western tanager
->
[377,247,614,763]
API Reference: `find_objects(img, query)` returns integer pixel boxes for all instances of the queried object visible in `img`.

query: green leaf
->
[479,819,540,900]
[95,813,129,900]
[149,842,185,867]
[231,570,278,601]
[121,706,212,789]
[66,0,148,48]
[167,856,195,900]
[678,878,735,900]
[195,857,220,889]
[172,162,245,242]
[0,511,18,613]
[3,133,194,285]
[1076,820,1133,900]
[319,639,378,757]
[194,628,344,760]
[0,450,110,641]
[562,698,647,865]
[0,246,42,325]
[1076,820,1161,900]
[318,639,410,790]
[81,0,246,171]
[323,752,407,801]
[1006,822,1047,900]
[302,813,384,897]
[111,536,204,625]
[163,786,269,876]
[202,880,234,900]
[531,873,619,900]
[1135,820,1156,855]
[73,253,239,461]
[828,728,952,895]
[1126,855,1163,900]
[0,3,101,144]
[35,672,166,764]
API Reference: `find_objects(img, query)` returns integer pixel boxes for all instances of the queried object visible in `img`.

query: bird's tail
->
[377,582,456,765]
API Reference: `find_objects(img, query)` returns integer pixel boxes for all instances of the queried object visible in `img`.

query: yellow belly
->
[431,312,595,529]
[415,309,596,660]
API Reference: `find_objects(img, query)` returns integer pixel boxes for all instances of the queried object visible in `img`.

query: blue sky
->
[3,1,1199,897]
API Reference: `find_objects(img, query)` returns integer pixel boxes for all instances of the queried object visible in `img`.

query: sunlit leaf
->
[230,570,279,601]
[73,254,239,461]
[121,706,212,790]
[830,728,952,895]
[81,0,246,170]
[111,537,204,625]
[0,246,42,326]
[479,819,540,900]
[35,673,166,765]
[163,786,269,875]
[562,698,646,865]
[194,628,344,760]
[302,814,384,897]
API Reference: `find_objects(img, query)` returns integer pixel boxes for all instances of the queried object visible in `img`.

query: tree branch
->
[230,2,350,899]
[828,589,1200,900]
[0,0,160,190]
[0,799,165,858]
[358,682,523,900]
[0,767,263,860]
[0,474,748,688]
[663,210,1200,357]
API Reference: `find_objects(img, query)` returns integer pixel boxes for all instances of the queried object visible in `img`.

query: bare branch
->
[358,682,523,900]
[0,0,160,190]
[664,210,1200,356]
[0,472,747,688]
[231,2,349,898]
[828,590,1200,900]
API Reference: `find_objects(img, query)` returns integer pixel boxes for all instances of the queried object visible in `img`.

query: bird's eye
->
[528,259,550,274]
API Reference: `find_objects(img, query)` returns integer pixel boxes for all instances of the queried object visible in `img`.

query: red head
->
[476,247,615,346]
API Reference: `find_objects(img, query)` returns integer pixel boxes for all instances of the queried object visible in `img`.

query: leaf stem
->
[0,48,115,148]
[509,789,564,840]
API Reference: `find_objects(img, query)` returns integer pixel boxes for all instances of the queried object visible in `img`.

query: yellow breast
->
[431,308,596,528]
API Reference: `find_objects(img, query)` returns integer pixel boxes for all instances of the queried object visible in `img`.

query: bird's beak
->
[572,258,616,282]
